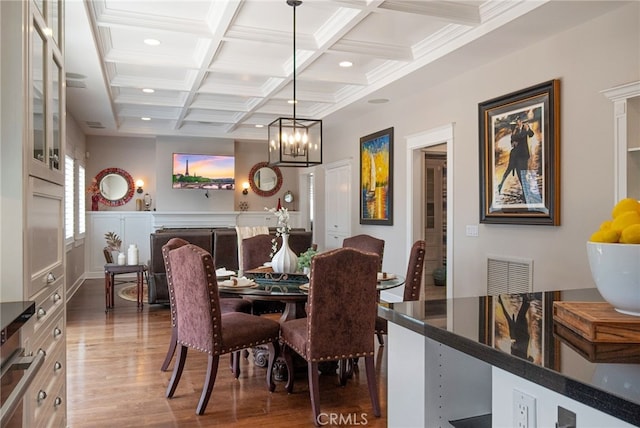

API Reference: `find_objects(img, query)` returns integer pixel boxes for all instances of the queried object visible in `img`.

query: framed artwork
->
[479,80,561,225]
[479,292,559,369]
[360,127,394,225]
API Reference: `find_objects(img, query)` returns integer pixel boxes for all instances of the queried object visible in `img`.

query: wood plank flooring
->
[66,279,390,427]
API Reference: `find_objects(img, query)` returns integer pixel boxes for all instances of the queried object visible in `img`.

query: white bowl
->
[586,242,640,316]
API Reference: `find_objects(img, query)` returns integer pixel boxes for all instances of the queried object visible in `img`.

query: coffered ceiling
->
[64,1,626,141]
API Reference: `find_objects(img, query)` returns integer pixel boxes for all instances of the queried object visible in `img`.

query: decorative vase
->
[127,244,139,265]
[271,233,298,273]
[117,252,126,265]
[91,194,99,211]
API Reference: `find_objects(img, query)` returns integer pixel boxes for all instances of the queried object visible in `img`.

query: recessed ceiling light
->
[144,38,161,46]
[255,124,264,128]
[141,117,151,121]
[368,98,389,104]
[287,99,297,104]
[339,60,353,68]
[142,88,155,93]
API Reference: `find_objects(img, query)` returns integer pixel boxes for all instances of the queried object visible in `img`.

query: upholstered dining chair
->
[160,238,253,377]
[242,234,274,271]
[374,240,426,345]
[241,234,286,315]
[279,247,381,425]
[164,241,281,415]
[342,234,385,270]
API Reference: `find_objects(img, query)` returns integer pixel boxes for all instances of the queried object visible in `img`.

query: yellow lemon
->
[611,210,640,232]
[620,224,640,244]
[590,229,620,243]
[600,220,613,230]
[612,197,640,218]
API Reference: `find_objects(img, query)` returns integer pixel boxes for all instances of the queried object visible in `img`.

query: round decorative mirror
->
[248,162,282,197]
[95,167,135,207]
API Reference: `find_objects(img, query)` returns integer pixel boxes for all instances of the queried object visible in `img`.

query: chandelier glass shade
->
[268,0,322,167]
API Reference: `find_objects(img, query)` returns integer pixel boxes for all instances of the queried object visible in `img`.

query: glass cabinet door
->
[29,2,64,184]
[31,19,46,166]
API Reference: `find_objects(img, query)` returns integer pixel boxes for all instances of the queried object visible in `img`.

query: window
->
[64,155,74,241]
[78,165,86,235]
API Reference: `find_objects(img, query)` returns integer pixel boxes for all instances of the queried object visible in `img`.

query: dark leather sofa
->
[148,227,313,304]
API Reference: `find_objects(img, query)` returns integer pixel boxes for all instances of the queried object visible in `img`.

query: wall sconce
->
[242,182,250,195]
[135,179,144,194]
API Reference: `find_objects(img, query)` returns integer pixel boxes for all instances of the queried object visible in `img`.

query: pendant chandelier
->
[268,0,322,167]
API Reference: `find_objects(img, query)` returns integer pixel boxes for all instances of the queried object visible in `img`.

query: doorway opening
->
[423,149,447,301]
[405,124,453,300]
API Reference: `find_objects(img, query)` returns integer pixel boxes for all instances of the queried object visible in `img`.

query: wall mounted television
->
[172,153,235,190]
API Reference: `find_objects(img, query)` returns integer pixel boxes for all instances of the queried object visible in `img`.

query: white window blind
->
[65,156,75,241]
[78,165,86,235]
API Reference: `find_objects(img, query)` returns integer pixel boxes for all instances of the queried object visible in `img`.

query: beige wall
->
[84,136,301,213]
[319,3,640,297]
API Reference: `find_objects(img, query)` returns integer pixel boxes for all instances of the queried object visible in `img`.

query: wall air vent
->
[85,121,105,129]
[487,255,533,295]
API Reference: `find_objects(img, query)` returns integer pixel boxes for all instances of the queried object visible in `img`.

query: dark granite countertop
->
[379,288,640,427]
[0,301,35,346]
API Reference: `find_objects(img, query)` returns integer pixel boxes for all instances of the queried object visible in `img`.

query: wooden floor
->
[66,279,394,427]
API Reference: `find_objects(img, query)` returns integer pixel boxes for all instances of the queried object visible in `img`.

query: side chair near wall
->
[374,240,426,345]
[164,241,281,415]
[342,234,385,271]
[159,238,255,380]
[241,234,287,315]
[279,248,381,426]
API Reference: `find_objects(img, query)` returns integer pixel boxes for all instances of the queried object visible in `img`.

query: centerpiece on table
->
[297,247,318,276]
[587,197,640,316]
[265,206,297,273]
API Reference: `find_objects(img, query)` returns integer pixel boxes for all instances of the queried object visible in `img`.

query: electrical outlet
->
[513,389,536,428]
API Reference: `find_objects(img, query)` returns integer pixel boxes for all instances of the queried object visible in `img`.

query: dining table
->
[217,267,406,380]
[219,266,406,322]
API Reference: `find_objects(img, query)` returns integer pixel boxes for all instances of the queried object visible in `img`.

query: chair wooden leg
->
[196,354,220,415]
[166,345,187,398]
[308,361,321,426]
[364,356,381,417]
[376,331,385,346]
[266,341,279,392]
[282,345,295,393]
[161,326,177,372]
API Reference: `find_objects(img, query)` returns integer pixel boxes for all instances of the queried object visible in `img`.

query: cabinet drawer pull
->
[54,396,63,407]
[38,390,47,402]
[53,327,62,338]
[54,361,62,371]
[53,292,62,302]
[37,307,47,318]
[46,272,56,283]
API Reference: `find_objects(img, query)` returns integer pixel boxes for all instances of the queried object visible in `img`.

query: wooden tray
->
[553,322,640,363]
[553,301,640,343]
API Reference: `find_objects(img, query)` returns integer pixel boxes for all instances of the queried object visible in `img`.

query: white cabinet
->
[16,1,68,426]
[324,160,352,249]
[86,212,152,278]
[602,81,640,201]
